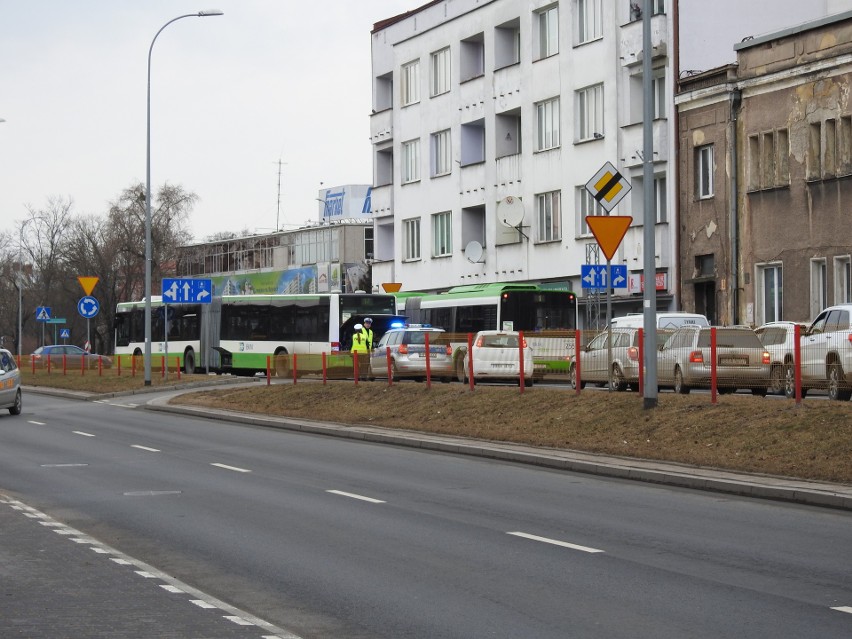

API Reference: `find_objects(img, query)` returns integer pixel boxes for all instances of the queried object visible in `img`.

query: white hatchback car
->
[755,321,808,396]
[463,330,534,385]
[0,348,22,416]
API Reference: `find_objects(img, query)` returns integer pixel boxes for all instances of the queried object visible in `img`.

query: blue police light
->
[390,321,405,328]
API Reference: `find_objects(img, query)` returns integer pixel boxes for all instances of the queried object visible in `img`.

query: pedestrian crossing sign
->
[36,306,52,322]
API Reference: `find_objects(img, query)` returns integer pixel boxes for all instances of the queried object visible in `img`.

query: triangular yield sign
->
[585,216,633,261]
[78,276,99,296]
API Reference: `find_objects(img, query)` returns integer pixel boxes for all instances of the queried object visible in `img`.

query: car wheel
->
[782,364,807,399]
[9,389,22,415]
[718,387,735,395]
[609,364,627,392]
[751,387,768,397]
[184,349,196,375]
[769,364,784,395]
[455,355,467,383]
[827,363,852,401]
[674,367,690,395]
[569,364,586,390]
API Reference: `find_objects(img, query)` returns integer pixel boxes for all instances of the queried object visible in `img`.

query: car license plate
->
[491,363,513,368]
[719,356,748,366]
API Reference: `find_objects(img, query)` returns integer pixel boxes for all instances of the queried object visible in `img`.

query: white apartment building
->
[369,0,677,325]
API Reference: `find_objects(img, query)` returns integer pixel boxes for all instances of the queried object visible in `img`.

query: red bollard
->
[292,354,298,385]
[794,323,803,404]
[176,356,181,381]
[467,333,475,390]
[575,330,582,395]
[518,330,526,394]
[322,352,328,385]
[161,356,165,378]
[710,327,718,404]
[425,332,432,390]
[386,347,393,385]
[266,356,271,385]
[353,352,359,386]
[637,328,644,395]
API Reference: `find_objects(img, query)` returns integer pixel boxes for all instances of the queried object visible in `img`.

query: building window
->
[807,121,821,180]
[811,258,827,318]
[577,186,605,236]
[748,130,789,190]
[431,129,452,177]
[757,263,783,324]
[430,47,451,97]
[536,190,562,242]
[653,174,667,223]
[576,83,604,142]
[432,211,452,257]
[653,0,666,14]
[695,144,714,199]
[460,33,485,81]
[535,5,559,60]
[576,0,602,44]
[535,97,560,151]
[460,118,485,165]
[404,218,421,261]
[835,256,852,304]
[402,139,420,184]
[364,226,374,260]
[653,75,666,119]
[401,59,420,106]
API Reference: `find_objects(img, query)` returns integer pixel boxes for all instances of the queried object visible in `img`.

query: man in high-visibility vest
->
[361,317,374,351]
[350,323,370,380]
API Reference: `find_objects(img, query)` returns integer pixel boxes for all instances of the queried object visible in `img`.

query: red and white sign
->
[628,272,668,294]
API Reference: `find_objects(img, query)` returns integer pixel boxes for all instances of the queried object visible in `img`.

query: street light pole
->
[144,10,223,385]
[17,217,33,359]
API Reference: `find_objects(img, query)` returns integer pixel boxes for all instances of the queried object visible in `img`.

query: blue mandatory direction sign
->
[78,296,100,319]
[581,264,628,289]
[162,278,213,304]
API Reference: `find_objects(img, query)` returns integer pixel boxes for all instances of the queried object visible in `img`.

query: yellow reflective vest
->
[351,331,369,354]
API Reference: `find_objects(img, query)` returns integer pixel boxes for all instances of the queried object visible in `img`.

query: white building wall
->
[370,0,676,318]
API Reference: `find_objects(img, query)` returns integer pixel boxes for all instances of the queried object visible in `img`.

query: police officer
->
[350,323,369,379]
[361,317,374,351]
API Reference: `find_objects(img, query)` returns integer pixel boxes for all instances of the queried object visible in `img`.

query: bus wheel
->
[183,349,196,375]
[274,350,290,378]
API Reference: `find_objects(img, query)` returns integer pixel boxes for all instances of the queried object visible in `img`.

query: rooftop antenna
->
[276,159,288,231]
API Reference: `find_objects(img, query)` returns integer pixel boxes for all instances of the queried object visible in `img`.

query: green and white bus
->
[114,292,402,376]
[396,283,578,380]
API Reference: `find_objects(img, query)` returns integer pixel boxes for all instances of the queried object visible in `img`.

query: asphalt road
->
[1,392,851,638]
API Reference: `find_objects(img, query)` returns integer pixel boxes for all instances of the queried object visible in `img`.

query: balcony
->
[369,184,393,218]
[619,13,667,67]
[619,119,669,169]
[370,108,393,145]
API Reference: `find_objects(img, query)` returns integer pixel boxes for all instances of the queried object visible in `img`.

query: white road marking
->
[326,489,386,504]
[507,532,605,554]
[160,584,184,593]
[131,445,161,452]
[73,430,95,437]
[224,615,255,626]
[28,420,45,425]
[211,462,252,473]
[40,463,88,467]
[135,571,157,578]
[111,558,132,565]
[191,600,218,609]
[831,606,852,614]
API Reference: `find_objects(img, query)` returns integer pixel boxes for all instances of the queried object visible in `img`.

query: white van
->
[610,312,710,330]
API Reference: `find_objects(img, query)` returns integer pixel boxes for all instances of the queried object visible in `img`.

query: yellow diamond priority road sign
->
[585,161,631,213]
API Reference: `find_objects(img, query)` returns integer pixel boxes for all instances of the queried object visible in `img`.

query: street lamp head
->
[197,10,224,17]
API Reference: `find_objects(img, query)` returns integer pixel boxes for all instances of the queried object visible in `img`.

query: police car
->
[369,325,454,382]
[0,348,22,416]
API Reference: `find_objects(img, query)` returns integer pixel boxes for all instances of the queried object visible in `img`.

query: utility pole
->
[276,159,288,231]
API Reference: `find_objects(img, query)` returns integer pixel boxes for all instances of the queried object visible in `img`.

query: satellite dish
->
[464,240,485,264]
[497,196,524,228]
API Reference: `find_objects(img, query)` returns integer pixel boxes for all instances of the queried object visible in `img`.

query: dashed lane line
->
[507,531,605,554]
[326,489,386,504]
[72,430,95,437]
[210,462,252,473]
[131,444,161,452]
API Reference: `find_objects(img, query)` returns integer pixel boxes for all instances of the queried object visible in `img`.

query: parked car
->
[755,321,809,396]
[657,326,770,396]
[610,312,710,330]
[463,330,534,385]
[798,304,852,401]
[30,345,113,369]
[570,327,672,391]
[0,348,22,415]
[369,325,454,382]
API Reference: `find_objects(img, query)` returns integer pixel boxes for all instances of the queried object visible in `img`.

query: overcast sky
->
[0,0,414,242]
